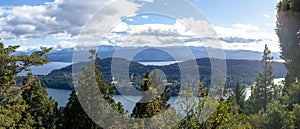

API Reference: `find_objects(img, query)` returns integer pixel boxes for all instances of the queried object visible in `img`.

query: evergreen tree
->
[131,71,170,118]
[277,0,300,79]
[282,82,300,110]
[233,82,245,113]
[61,49,125,128]
[282,72,297,95]
[131,70,170,128]
[60,91,101,129]
[0,39,51,128]
[20,72,58,128]
[247,44,275,113]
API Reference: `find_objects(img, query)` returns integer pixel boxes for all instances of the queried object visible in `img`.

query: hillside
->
[35,58,287,95]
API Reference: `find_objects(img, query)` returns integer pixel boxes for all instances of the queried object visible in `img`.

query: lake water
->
[47,88,179,115]
[47,88,72,107]
[139,61,181,66]
[19,62,72,76]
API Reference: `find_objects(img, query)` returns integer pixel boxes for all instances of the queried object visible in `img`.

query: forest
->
[0,0,300,128]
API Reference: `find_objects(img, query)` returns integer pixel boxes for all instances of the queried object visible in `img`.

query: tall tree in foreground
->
[247,44,276,113]
[21,73,58,128]
[131,71,170,118]
[131,70,170,128]
[277,0,300,79]
[61,49,125,128]
[60,91,101,129]
[0,39,51,128]
[232,82,246,113]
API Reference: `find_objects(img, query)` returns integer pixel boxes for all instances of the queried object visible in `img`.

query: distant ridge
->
[29,45,283,62]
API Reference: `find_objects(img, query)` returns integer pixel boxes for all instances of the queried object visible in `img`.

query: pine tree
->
[60,91,101,129]
[131,71,170,118]
[0,39,51,128]
[247,44,276,113]
[277,0,300,79]
[61,49,125,128]
[20,72,58,128]
[233,82,246,113]
[131,70,170,128]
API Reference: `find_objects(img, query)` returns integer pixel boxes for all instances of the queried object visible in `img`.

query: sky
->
[0,0,281,52]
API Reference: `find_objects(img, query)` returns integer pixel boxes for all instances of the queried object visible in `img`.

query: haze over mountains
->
[18,45,282,62]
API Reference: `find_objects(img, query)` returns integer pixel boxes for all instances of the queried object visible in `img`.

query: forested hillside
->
[34,58,286,92]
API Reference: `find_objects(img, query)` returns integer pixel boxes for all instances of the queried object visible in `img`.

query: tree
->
[282,82,300,110]
[232,82,246,113]
[131,70,171,128]
[282,72,297,95]
[60,91,101,129]
[131,71,170,118]
[247,44,276,113]
[277,0,300,79]
[61,49,126,128]
[0,39,51,128]
[20,72,58,128]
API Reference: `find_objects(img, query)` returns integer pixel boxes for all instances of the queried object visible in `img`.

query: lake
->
[138,61,181,66]
[47,88,179,115]
[18,62,72,76]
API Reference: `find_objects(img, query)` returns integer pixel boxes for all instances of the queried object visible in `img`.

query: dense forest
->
[1,0,300,128]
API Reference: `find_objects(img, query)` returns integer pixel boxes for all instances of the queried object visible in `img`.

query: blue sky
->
[193,0,278,28]
[0,0,53,6]
[0,0,281,52]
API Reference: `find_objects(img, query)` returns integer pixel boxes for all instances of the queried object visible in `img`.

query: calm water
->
[19,62,72,76]
[47,88,179,115]
[47,88,72,107]
[138,61,181,66]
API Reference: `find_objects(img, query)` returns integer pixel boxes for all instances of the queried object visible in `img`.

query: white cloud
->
[263,14,271,18]
[1,0,280,53]
[17,44,53,51]
[0,0,113,40]
[213,24,280,52]
[101,21,280,52]
[56,41,76,49]
[16,40,75,51]
[141,15,148,19]
[231,23,260,31]
[128,18,134,21]
[99,20,200,47]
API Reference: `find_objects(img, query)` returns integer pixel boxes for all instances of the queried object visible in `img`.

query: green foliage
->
[281,82,300,110]
[233,82,246,113]
[247,44,277,113]
[277,0,300,78]
[20,73,58,129]
[131,70,171,128]
[291,104,300,128]
[60,50,126,128]
[60,91,101,129]
[0,39,52,128]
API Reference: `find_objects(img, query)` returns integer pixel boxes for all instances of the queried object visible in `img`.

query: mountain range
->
[33,45,282,62]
